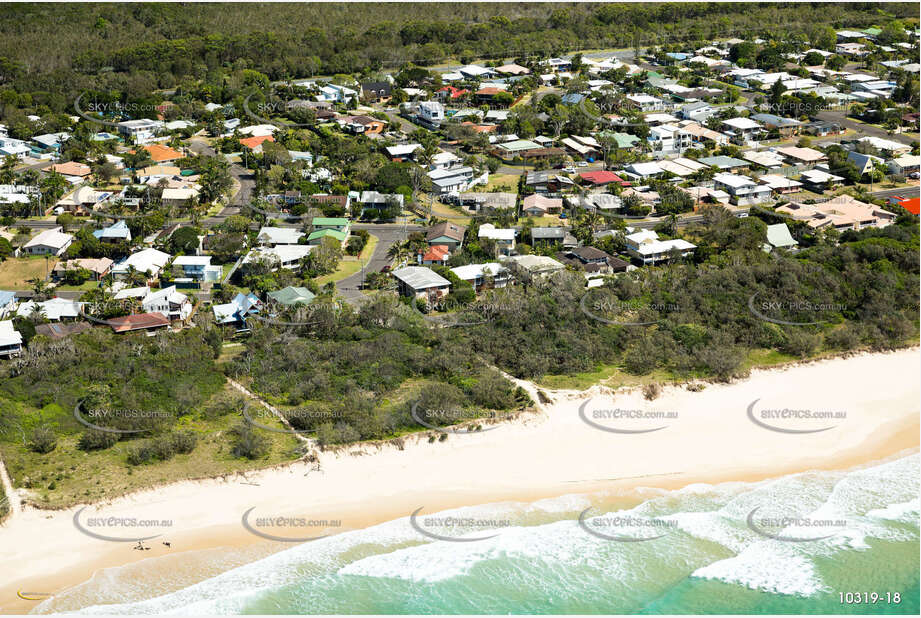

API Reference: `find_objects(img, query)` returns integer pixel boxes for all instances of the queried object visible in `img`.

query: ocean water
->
[37,454,919,615]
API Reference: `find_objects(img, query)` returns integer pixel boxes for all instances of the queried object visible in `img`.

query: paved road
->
[188,137,252,225]
[815,109,916,146]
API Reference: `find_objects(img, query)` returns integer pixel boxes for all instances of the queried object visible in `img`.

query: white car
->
[577,161,589,167]
[562,166,577,174]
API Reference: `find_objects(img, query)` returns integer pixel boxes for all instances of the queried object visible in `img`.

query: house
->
[759,174,803,195]
[361,81,392,103]
[34,322,92,340]
[22,227,73,256]
[804,121,844,137]
[721,117,763,145]
[428,166,478,194]
[311,217,350,234]
[569,193,623,214]
[0,290,17,319]
[501,254,565,278]
[117,119,162,143]
[420,244,451,266]
[450,263,511,292]
[49,161,92,181]
[751,113,803,137]
[477,223,516,256]
[142,285,192,321]
[776,195,896,231]
[321,83,360,103]
[856,136,910,156]
[679,121,729,146]
[268,286,316,308]
[531,227,579,248]
[579,170,628,186]
[0,320,24,357]
[417,101,445,127]
[426,222,467,250]
[391,266,451,299]
[522,194,563,217]
[52,257,113,281]
[213,292,263,326]
[257,226,305,246]
[557,246,628,274]
[495,63,530,76]
[0,184,38,206]
[773,146,826,166]
[626,94,667,112]
[93,220,132,243]
[764,223,798,252]
[16,297,83,321]
[172,255,222,282]
[713,172,773,205]
[239,135,275,152]
[340,115,386,135]
[800,169,844,192]
[525,170,576,193]
[0,137,31,159]
[624,229,696,264]
[679,101,715,122]
[306,228,347,246]
[243,245,313,270]
[357,191,404,214]
[697,155,749,173]
[142,144,184,164]
[112,248,171,281]
[647,124,693,155]
[847,151,885,176]
[385,143,422,161]
[888,155,920,176]
[161,186,200,208]
[622,163,664,181]
[107,312,171,334]
[457,192,516,212]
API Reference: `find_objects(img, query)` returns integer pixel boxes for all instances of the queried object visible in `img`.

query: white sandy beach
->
[1,348,918,614]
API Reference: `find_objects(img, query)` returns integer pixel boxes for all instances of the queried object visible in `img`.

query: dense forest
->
[0,2,915,106]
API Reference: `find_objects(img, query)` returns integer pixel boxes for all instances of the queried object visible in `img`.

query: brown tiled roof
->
[426,221,467,243]
[107,312,170,333]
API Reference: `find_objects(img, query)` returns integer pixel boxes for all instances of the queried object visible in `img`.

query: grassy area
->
[0,384,302,509]
[483,173,520,192]
[53,280,100,293]
[538,363,676,391]
[0,256,57,289]
[313,234,379,286]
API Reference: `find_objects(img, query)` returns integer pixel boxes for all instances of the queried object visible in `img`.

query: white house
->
[713,172,773,205]
[112,248,171,280]
[625,230,696,264]
[22,227,73,256]
[142,285,192,321]
[417,101,445,126]
[0,320,23,357]
[626,94,667,112]
[477,223,516,256]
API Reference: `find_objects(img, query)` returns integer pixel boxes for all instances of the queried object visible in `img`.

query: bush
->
[29,427,57,454]
[642,383,662,401]
[126,431,198,465]
[78,429,118,451]
[229,423,269,459]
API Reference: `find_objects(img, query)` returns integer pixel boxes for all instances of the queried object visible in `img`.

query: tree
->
[0,155,17,184]
[198,156,233,204]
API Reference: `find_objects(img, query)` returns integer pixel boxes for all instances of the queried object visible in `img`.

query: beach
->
[1,348,918,614]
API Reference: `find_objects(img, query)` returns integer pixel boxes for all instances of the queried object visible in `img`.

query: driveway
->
[188,138,253,226]
[335,224,420,304]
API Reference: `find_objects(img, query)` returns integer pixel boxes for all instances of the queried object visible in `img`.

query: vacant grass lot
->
[0,257,57,289]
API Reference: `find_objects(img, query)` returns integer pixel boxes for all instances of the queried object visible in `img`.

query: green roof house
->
[311,217,350,232]
[307,228,348,245]
[267,286,316,307]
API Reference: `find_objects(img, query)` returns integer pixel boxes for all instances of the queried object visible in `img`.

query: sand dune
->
[1,348,918,614]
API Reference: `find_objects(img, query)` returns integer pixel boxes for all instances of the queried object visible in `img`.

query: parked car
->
[577,161,589,167]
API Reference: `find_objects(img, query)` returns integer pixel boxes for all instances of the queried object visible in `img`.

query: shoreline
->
[1,348,919,614]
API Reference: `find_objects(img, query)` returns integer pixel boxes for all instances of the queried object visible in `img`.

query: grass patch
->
[0,385,302,509]
[0,256,57,289]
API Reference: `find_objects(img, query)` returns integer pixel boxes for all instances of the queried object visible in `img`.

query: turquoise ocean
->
[36,453,919,615]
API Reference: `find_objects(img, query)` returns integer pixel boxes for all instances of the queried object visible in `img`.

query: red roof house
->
[579,170,627,186]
